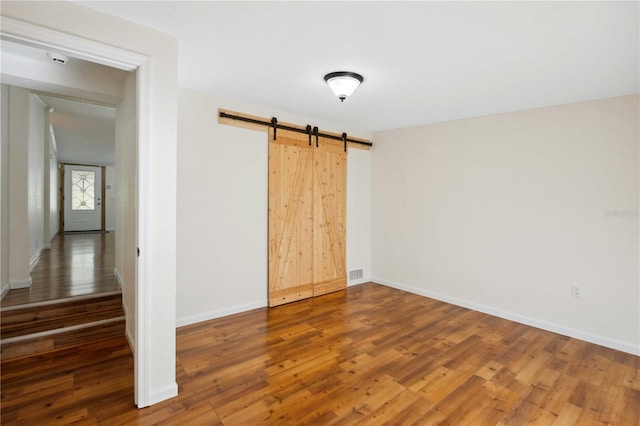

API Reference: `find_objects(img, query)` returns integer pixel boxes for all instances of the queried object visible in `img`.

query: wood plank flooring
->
[2,232,119,307]
[2,283,639,425]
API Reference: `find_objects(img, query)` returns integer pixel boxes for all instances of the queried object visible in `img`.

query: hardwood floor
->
[1,232,119,307]
[0,231,124,360]
[2,283,639,425]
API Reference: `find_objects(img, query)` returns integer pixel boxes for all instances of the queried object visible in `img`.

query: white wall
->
[48,126,59,243]
[5,88,47,282]
[7,86,32,289]
[43,108,59,248]
[105,165,116,231]
[115,71,136,348]
[1,0,179,406]
[372,94,639,355]
[27,94,45,267]
[0,85,9,298]
[176,89,372,326]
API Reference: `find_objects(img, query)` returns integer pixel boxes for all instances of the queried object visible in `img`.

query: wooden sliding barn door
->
[312,136,347,296]
[268,129,347,307]
[268,129,315,306]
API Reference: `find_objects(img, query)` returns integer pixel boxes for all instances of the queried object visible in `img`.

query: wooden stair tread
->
[1,317,125,361]
[1,292,121,315]
[1,293,121,331]
[1,292,125,361]
[1,306,124,339]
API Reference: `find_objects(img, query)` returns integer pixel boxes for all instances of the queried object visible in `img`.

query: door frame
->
[60,162,106,233]
[0,16,153,406]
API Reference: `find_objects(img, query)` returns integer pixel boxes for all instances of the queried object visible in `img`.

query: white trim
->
[148,383,179,407]
[0,16,144,71]
[1,286,9,301]
[10,277,32,289]
[49,122,58,155]
[373,278,640,356]
[347,278,369,287]
[176,300,268,328]
[0,16,158,408]
[32,93,47,108]
[135,60,152,408]
[43,244,51,250]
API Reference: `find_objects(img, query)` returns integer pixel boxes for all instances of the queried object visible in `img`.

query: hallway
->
[2,232,119,307]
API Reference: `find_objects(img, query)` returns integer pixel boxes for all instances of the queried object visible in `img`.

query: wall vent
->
[349,269,363,281]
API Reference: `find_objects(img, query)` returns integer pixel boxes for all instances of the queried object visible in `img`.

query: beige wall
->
[372,94,639,354]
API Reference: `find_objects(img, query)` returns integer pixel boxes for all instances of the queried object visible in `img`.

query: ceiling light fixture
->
[324,71,364,102]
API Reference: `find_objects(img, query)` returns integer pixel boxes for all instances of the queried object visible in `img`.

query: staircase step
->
[1,292,123,340]
[1,317,125,361]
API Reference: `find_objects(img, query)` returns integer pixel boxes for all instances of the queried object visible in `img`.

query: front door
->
[64,164,102,232]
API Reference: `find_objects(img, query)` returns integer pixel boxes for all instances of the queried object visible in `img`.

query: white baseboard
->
[43,244,51,250]
[146,382,178,407]
[29,248,43,271]
[113,267,123,289]
[372,277,640,356]
[113,267,134,352]
[348,278,369,287]
[106,228,115,232]
[176,299,268,328]
[175,281,366,328]
[10,277,32,289]
[125,327,135,354]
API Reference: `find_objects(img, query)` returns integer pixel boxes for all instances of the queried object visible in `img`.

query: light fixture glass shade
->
[324,72,364,102]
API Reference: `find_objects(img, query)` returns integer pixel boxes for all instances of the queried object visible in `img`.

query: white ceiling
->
[1,39,122,165]
[39,95,116,165]
[77,1,639,132]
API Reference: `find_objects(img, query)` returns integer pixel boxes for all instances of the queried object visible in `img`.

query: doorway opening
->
[0,22,149,405]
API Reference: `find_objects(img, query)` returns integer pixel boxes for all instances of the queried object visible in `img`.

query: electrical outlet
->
[571,284,581,298]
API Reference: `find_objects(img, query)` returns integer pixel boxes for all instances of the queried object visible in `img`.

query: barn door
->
[312,136,347,296]
[268,129,315,306]
[268,129,347,307]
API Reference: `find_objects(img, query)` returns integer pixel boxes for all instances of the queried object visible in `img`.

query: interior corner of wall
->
[0,283,9,300]
[125,325,135,355]
[113,267,123,289]
[10,276,32,289]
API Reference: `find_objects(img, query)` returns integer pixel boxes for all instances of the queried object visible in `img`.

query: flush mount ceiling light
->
[324,71,364,102]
